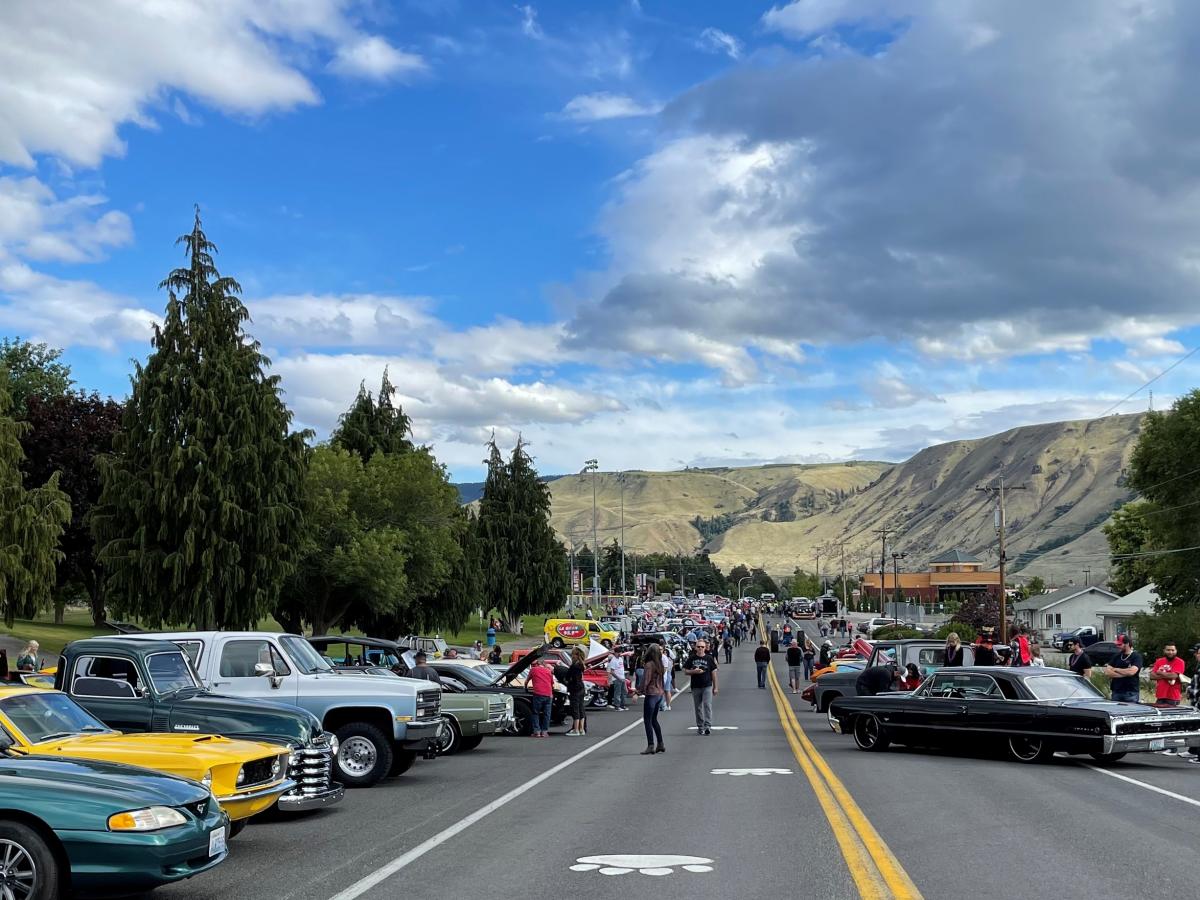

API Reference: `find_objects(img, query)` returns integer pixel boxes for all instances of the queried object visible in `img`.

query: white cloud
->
[0,0,425,168]
[697,27,743,60]
[328,36,427,81]
[560,93,661,122]
[516,4,544,40]
[0,176,132,263]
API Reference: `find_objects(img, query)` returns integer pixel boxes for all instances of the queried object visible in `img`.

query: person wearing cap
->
[1104,635,1143,703]
[818,640,833,670]
[1065,638,1093,679]
[410,651,441,685]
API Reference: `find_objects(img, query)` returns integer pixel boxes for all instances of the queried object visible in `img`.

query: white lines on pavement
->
[687,725,738,731]
[326,717,649,900]
[710,768,792,776]
[1082,762,1200,809]
[571,855,714,876]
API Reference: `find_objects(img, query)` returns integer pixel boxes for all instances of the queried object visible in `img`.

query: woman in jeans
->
[566,647,588,736]
[640,643,666,755]
[662,647,674,711]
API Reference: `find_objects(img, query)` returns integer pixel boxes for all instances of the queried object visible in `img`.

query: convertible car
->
[829,666,1200,764]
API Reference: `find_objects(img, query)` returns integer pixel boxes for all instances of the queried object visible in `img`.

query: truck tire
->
[513,701,534,736]
[0,821,60,900]
[435,719,462,756]
[333,723,393,787]
[459,735,484,752]
[550,637,566,648]
[389,750,417,777]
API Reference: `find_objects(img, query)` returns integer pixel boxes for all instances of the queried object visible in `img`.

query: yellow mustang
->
[0,688,293,824]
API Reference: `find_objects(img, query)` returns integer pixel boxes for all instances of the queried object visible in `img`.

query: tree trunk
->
[53,600,66,626]
[87,567,107,627]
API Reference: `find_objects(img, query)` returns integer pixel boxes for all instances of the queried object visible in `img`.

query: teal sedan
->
[0,750,227,898]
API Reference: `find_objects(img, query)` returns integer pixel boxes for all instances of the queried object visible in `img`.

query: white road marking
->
[573,855,715,877]
[710,767,792,776]
[1082,762,1200,809]
[688,725,739,731]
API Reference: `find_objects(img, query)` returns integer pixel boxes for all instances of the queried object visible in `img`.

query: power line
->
[1132,464,1200,496]
[1099,344,1200,417]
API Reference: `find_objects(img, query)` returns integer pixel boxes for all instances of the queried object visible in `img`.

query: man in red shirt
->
[528,658,555,738]
[1151,643,1186,706]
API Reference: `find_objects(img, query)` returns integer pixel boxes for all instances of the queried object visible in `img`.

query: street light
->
[891,552,908,620]
[584,459,599,610]
[737,575,753,599]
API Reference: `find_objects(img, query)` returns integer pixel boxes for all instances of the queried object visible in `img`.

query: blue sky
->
[3,0,1199,481]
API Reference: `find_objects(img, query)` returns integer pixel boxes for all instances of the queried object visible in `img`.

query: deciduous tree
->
[0,338,72,417]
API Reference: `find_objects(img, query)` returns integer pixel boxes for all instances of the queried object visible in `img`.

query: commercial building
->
[861,549,1001,603]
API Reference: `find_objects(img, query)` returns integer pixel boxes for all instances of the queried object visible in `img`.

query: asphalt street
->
[145,627,1200,900]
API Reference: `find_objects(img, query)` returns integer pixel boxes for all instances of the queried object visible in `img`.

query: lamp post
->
[584,459,599,610]
[891,552,908,620]
[737,575,753,599]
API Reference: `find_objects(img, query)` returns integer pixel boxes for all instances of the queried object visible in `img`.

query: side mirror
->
[253,662,274,678]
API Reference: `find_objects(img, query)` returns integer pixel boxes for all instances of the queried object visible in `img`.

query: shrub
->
[934,621,978,642]
[873,626,922,640]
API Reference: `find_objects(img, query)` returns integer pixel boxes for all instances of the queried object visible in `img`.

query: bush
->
[873,626,922,640]
[1127,606,1200,659]
[934,621,978,642]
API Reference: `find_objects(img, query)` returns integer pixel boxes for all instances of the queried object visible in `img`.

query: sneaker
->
[1158,749,1177,756]
[703,728,711,735]
[1187,756,1200,764]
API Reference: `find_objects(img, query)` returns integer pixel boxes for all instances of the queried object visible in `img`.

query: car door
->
[208,638,299,701]
[893,672,969,742]
[67,654,154,732]
[963,674,1039,741]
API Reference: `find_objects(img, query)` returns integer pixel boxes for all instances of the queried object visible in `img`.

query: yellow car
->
[543,618,618,648]
[0,688,293,824]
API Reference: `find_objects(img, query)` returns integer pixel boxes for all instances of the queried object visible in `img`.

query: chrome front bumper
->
[1103,731,1200,753]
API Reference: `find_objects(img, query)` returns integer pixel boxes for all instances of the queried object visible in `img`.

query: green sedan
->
[0,747,227,898]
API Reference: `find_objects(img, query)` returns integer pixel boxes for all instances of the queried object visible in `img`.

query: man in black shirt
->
[785,642,804,693]
[1105,635,1143,703]
[683,639,719,735]
[855,665,898,697]
[1065,638,1093,678]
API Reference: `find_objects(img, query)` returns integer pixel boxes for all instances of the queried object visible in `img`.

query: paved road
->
[146,628,1200,900]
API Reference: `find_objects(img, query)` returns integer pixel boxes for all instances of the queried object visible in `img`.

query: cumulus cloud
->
[0,0,425,167]
[560,92,661,122]
[328,36,427,81]
[0,176,132,263]
[565,1,1200,378]
[696,27,743,60]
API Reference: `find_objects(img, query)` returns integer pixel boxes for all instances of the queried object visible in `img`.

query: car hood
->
[30,731,281,767]
[170,691,319,744]
[0,754,209,807]
[496,643,549,685]
[306,669,437,697]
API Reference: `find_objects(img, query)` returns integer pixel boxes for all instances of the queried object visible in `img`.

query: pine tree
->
[92,210,308,629]
[0,377,71,625]
[330,369,413,462]
[498,437,566,628]
[477,436,514,617]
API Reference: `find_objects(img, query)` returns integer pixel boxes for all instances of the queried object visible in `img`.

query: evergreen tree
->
[0,377,71,625]
[92,211,307,629]
[476,436,566,629]
[420,509,483,634]
[330,369,413,462]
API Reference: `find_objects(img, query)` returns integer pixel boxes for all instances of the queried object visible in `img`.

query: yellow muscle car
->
[0,688,293,824]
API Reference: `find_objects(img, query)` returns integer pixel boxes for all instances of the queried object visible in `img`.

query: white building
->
[1098,583,1158,640]
[1013,585,1120,636]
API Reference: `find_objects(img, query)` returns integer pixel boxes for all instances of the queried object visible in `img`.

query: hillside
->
[521,413,1143,586]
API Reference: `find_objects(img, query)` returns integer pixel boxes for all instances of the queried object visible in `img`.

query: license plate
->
[209,827,227,857]
[1149,738,1166,751]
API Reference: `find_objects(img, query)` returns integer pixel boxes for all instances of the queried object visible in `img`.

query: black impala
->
[829,667,1200,764]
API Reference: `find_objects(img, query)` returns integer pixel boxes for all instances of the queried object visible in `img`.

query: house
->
[1012,585,1120,635]
[1098,583,1158,640]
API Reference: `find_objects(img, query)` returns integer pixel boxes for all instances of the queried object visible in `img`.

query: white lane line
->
[1081,762,1200,809]
[328,688,684,900]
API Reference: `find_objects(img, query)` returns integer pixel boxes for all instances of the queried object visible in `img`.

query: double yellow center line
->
[762,617,922,900]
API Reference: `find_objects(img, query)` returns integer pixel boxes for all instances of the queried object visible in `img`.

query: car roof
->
[309,634,402,650]
[65,636,185,655]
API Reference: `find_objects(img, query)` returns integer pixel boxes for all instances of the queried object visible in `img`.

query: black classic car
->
[829,666,1200,763]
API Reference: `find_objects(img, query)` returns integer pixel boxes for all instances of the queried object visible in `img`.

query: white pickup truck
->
[121,631,442,788]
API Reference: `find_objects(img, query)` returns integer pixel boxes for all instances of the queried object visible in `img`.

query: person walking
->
[608,650,629,711]
[15,641,39,672]
[528,658,554,738]
[818,640,833,670]
[785,641,803,693]
[802,638,816,681]
[1104,635,1143,703]
[662,646,674,710]
[722,634,733,665]
[640,643,667,755]
[684,638,719,735]
[754,641,771,689]
[565,647,588,735]
[750,620,757,641]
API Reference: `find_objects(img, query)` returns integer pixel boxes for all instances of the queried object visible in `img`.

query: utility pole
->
[891,552,908,620]
[814,547,822,597]
[839,543,848,617]
[585,459,599,610]
[619,471,626,598]
[977,474,1027,644]
[873,527,894,616]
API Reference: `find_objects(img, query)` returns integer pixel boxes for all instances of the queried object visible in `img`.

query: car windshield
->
[281,636,333,674]
[1024,674,1104,701]
[146,652,201,694]
[442,664,499,687]
[2,692,111,743]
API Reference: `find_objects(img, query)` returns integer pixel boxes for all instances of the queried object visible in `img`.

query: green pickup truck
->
[309,635,514,754]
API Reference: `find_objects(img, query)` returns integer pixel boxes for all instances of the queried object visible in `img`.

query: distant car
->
[859,617,902,635]
[1052,626,1102,650]
[1080,641,1123,667]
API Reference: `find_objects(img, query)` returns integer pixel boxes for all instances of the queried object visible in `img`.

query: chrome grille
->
[239,755,284,789]
[1116,718,1200,736]
[417,689,441,718]
[286,734,334,797]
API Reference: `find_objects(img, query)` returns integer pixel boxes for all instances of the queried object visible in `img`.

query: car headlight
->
[202,770,213,789]
[236,767,246,786]
[271,756,283,777]
[108,807,188,831]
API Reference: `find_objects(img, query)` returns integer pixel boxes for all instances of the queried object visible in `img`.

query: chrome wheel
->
[338,736,379,777]
[852,714,890,751]
[1008,736,1048,763]
[0,840,36,900]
